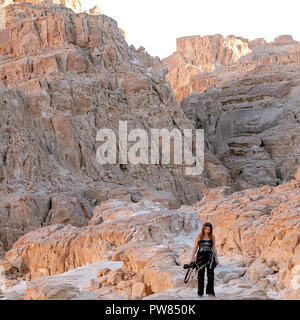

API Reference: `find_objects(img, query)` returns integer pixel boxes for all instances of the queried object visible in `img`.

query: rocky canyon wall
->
[164,34,300,191]
[163,34,299,103]
[0,2,232,255]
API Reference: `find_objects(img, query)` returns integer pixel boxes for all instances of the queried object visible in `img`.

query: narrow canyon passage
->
[0,0,300,301]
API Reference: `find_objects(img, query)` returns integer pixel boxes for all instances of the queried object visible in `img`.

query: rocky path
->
[0,198,284,300]
[144,256,282,300]
[0,256,282,300]
[0,260,123,300]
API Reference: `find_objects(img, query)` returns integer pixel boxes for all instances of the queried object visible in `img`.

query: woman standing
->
[189,222,219,297]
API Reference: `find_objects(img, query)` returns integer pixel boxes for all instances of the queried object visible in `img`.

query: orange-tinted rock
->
[164,34,300,104]
[163,34,252,103]
[180,45,300,190]
[4,200,199,278]
[0,1,233,254]
[25,278,80,300]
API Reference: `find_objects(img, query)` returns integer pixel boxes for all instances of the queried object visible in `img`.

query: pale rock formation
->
[273,35,297,46]
[163,34,300,103]
[144,256,278,300]
[166,33,300,192]
[44,192,93,226]
[163,34,252,103]
[0,1,299,302]
[0,1,231,255]
[119,28,126,40]
[0,192,52,255]
[3,199,199,280]
[181,63,300,190]
[26,278,80,300]
[1,188,293,299]
[1,260,123,300]
[2,187,293,299]
[1,199,202,299]
[2,224,281,300]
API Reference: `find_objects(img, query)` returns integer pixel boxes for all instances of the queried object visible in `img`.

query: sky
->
[81,0,300,59]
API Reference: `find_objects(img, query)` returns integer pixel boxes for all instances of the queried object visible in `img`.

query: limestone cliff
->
[163,34,252,103]
[0,2,231,255]
[164,34,300,191]
[163,34,300,103]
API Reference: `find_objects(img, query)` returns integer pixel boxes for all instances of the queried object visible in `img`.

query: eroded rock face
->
[26,278,80,300]
[295,167,300,181]
[88,5,101,15]
[4,199,199,279]
[0,2,231,254]
[164,35,300,191]
[0,2,230,197]
[1,2,298,301]
[163,34,300,104]
[163,34,252,103]
[1,198,202,299]
[164,34,300,191]
[0,189,281,299]
[181,65,300,190]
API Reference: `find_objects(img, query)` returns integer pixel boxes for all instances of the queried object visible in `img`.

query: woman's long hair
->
[199,223,214,243]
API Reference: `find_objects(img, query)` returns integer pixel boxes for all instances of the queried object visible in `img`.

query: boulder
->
[25,278,80,300]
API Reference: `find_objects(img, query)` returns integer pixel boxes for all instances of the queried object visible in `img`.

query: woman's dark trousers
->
[197,254,215,296]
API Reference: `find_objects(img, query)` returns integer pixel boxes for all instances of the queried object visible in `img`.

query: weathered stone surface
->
[25,278,80,300]
[181,67,300,191]
[88,5,102,15]
[1,260,122,300]
[4,200,199,278]
[164,34,300,191]
[1,202,287,301]
[143,255,276,300]
[131,281,147,297]
[163,34,252,103]
[1,198,203,298]
[164,34,300,103]
[0,2,231,254]
[0,192,51,254]
[1,1,299,301]
[44,192,93,227]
